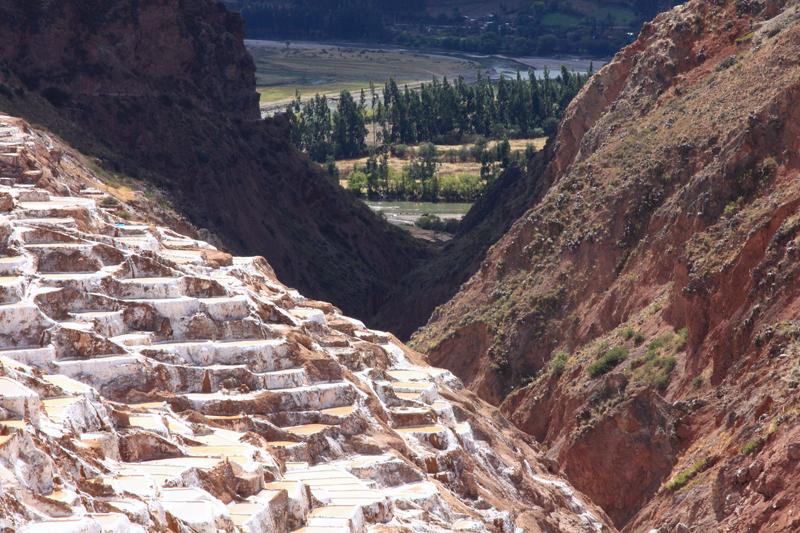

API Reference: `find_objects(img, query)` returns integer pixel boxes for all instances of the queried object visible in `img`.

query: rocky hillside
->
[0,0,427,324]
[0,115,614,532]
[414,0,800,530]
[372,154,554,339]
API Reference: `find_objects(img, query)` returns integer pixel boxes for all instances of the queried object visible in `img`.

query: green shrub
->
[390,144,410,158]
[676,327,689,350]
[760,157,778,175]
[587,346,628,378]
[631,329,686,389]
[692,376,704,389]
[415,214,459,234]
[647,334,672,353]
[651,355,677,389]
[346,170,368,196]
[742,437,765,455]
[665,458,708,491]
[438,173,483,201]
[717,55,737,70]
[724,198,743,216]
[490,357,510,373]
[99,196,119,208]
[549,351,569,378]
[622,327,645,346]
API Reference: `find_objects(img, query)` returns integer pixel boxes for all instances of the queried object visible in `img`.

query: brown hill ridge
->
[413,0,800,530]
[0,0,427,325]
[0,115,614,531]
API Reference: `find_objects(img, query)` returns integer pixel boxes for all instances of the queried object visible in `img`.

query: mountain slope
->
[0,112,613,532]
[413,0,800,529]
[372,150,554,339]
[0,0,427,323]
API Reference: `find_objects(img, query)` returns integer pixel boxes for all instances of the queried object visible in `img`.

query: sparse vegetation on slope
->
[587,346,628,377]
[412,0,800,529]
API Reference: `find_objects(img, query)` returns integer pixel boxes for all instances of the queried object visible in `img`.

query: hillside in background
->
[224,0,682,56]
[413,0,800,529]
[0,0,427,323]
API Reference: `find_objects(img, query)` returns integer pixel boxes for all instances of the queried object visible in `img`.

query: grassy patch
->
[257,83,373,104]
[541,12,582,27]
[550,351,569,378]
[628,328,688,389]
[633,353,677,389]
[742,437,765,455]
[665,458,708,491]
[646,333,674,353]
[587,346,628,378]
[622,327,645,346]
[676,327,689,349]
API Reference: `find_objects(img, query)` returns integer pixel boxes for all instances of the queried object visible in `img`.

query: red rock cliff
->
[414,0,800,529]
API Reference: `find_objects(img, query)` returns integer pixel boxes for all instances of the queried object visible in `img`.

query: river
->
[365,201,472,227]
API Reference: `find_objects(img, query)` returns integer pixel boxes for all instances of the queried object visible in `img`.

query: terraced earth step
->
[53,354,142,381]
[183,381,356,414]
[283,465,386,508]
[137,338,290,370]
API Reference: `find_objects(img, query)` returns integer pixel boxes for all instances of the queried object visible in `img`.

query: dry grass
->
[336,156,482,178]
[336,137,547,177]
[336,137,546,177]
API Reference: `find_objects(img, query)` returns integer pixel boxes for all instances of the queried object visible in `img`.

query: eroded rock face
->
[414,0,800,529]
[0,116,613,532]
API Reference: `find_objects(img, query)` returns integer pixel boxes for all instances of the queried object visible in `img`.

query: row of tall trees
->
[289,67,589,163]
[289,91,367,162]
[376,67,588,145]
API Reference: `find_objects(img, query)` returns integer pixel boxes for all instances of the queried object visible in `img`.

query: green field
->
[257,83,373,106]
[247,40,480,108]
[541,12,583,27]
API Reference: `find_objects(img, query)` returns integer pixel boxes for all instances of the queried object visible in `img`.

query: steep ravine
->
[0,0,428,324]
[414,0,800,530]
[0,112,616,532]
